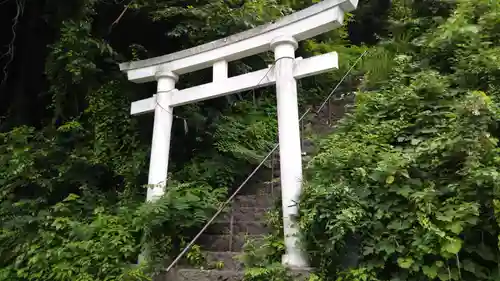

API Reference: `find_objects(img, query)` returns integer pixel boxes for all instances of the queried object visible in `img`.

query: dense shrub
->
[300,1,500,280]
[0,127,225,281]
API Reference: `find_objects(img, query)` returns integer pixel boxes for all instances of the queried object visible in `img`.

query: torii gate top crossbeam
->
[119,0,357,83]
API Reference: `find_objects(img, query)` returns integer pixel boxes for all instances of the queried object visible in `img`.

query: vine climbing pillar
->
[271,35,309,268]
[147,70,178,202]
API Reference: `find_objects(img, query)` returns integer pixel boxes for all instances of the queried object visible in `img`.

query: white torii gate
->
[119,0,357,268]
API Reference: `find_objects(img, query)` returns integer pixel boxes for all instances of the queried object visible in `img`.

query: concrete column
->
[270,35,308,268]
[213,60,228,81]
[147,70,178,202]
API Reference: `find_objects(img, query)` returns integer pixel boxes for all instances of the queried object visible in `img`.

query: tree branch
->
[109,0,135,32]
[0,0,24,89]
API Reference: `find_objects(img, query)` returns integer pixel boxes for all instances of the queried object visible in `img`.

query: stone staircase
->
[156,97,355,281]
[156,154,281,281]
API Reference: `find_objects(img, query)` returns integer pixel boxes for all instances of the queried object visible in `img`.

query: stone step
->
[208,207,270,225]
[232,207,269,221]
[175,269,243,281]
[210,202,275,221]
[235,168,278,195]
[156,267,312,281]
[302,139,315,154]
[203,251,243,270]
[233,194,276,208]
[261,181,281,193]
[206,221,269,235]
[198,234,265,252]
[236,181,280,196]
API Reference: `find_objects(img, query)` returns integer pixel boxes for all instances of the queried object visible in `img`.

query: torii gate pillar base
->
[271,35,309,268]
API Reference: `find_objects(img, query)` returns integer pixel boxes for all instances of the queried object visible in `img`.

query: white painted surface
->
[146,71,178,202]
[130,52,338,114]
[122,5,344,82]
[131,95,156,115]
[213,60,228,81]
[271,36,309,268]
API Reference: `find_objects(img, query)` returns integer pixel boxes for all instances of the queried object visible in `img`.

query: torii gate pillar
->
[271,36,307,267]
[147,71,178,202]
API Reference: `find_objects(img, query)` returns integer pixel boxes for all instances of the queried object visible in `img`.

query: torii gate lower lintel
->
[119,0,358,268]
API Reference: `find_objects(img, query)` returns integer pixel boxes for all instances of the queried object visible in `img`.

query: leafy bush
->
[0,126,226,281]
[300,1,500,280]
[176,98,278,189]
[0,182,225,281]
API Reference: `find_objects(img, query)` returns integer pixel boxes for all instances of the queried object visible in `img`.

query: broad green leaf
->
[436,212,453,222]
[442,238,462,255]
[422,265,438,278]
[63,193,80,202]
[363,246,374,255]
[447,222,463,234]
[378,240,397,255]
[397,257,414,269]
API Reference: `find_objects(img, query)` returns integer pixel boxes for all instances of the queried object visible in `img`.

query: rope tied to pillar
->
[154,89,186,120]
[154,89,189,134]
[249,55,296,107]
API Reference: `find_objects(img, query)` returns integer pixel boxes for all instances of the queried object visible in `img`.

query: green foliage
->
[84,80,148,190]
[1,194,148,281]
[144,0,292,44]
[0,123,225,280]
[241,208,285,266]
[46,0,115,122]
[300,1,500,280]
[240,199,292,281]
[176,98,279,188]
[0,141,225,281]
[244,263,294,281]
[0,0,392,279]
[185,244,205,267]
